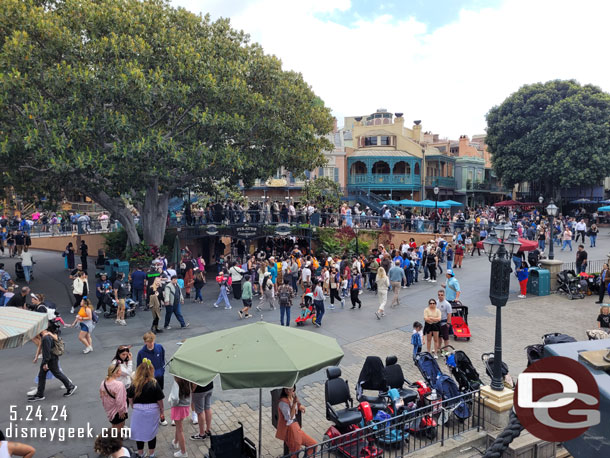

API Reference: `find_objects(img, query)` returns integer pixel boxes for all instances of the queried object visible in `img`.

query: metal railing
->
[349,174,417,185]
[561,259,607,274]
[425,176,456,188]
[281,390,482,458]
[12,220,118,238]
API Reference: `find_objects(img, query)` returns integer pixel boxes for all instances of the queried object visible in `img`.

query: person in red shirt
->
[454,242,464,268]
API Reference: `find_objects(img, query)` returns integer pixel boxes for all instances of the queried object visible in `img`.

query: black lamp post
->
[354,226,360,256]
[546,200,558,260]
[433,185,439,233]
[483,222,521,391]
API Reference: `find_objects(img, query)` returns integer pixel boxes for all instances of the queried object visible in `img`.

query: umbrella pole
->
[258,387,262,458]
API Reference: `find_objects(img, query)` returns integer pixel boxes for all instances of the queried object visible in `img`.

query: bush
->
[103,228,173,263]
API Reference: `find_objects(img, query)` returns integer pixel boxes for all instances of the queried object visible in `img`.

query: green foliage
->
[315,226,371,256]
[126,241,161,268]
[0,0,334,246]
[486,80,610,192]
[103,226,172,260]
[302,177,342,208]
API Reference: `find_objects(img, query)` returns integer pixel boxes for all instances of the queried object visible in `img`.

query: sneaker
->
[314,321,321,327]
[181,323,190,328]
[172,438,179,449]
[256,305,262,312]
[121,320,127,325]
[270,304,276,310]
[402,286,407,289]
[70,307,75,314]
[431,280,437,283]
[192,414,198,424]
[329,305,335,310]
[224,306,232,310]
[381,312,386,317]
[172,420,176,426]
[375,311,381,320]
[27,387,37,396]
[174,451,188,458]
[27,395,45,402]
[164,326,172,330]
[245,314,253,318]
[64,385,77,397]
[159,418,168,426]
[432,352,438,359]
[83,346,92,354]
[341,299,345,307]
[213,303,219,308]
[190,434,206,440]
[238,311,243,319]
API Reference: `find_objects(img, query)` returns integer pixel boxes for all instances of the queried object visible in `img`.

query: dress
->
[275,398,316,453]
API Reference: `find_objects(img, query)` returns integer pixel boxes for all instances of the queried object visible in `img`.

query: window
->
[414,163,420,175]
[365,136,378,146]
[380,136,391,146]
[372,161,390,174]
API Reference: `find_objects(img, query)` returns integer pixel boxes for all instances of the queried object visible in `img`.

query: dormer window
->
[380,136,391,146]
[364,136,377,146]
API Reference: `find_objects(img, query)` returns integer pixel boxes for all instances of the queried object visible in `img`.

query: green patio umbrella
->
[168,321,344,456]
[0,308,48,350]
[171,235,181,267]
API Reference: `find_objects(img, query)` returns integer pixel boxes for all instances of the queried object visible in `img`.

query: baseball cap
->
[447,269,455,277]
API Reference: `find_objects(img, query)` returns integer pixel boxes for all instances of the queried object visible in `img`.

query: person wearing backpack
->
[277,279,295,327]
[28,323,77,401]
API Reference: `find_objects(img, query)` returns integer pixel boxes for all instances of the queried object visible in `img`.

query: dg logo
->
[514,356,600,442]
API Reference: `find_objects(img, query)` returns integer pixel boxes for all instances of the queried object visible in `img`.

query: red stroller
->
[450,302,471,341]
[295,293,316,326]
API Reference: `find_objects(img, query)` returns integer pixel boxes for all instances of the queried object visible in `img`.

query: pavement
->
[0,233,608,458]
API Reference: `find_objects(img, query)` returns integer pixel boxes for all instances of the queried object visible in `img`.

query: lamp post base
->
[480,385,514,430]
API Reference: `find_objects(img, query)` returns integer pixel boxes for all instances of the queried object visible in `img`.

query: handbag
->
[168,380,180,407]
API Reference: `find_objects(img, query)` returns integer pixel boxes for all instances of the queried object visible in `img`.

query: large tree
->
[0,0,333,246]
[486,80,610,197]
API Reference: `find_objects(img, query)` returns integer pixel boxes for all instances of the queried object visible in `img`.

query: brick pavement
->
[147,293,600,458]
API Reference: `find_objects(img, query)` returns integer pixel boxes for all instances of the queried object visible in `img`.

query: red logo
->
[514,356,600,442]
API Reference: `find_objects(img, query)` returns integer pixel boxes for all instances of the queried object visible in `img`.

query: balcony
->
[425,176,456,188]
[349,174,418,187]
[466,182,505,192]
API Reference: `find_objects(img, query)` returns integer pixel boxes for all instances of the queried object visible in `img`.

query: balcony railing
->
[467,182,502,192]
[425,176,456,188]
[349,174,417,185]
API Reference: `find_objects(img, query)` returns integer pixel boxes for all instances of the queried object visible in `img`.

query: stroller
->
[434,374,471,424]
[295,293,316,326]
[102,293,137,319]
[525,332,577,367]
[586,329,610,340]
[15,261,33,280]
[481,353,513,389]
[441,346,481,392]
[557,269,585,299]
[449,303,471,341]
[414,352,442,388]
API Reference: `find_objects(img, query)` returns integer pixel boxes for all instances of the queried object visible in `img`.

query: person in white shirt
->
[575,220,587,244]
[301,265,312,286]
[20,246,34,284]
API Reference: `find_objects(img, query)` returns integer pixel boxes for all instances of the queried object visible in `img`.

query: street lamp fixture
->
[538,195,544,205]
[354,226,360,256]
[483,223,522,392]
[546,199,558,260]
[433,185,440,233]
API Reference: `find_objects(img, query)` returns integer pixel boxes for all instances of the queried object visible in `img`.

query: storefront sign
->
[234,225,258,239]
[206,224,219,235]
[275,223,292,236]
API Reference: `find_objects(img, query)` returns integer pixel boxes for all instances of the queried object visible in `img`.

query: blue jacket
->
[388,266,406,282]
[517,267,529,282]
[137,343,165,378]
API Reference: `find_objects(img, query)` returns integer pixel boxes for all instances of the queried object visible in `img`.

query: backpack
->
[278,288,291,306]
[92,310,99,323]
[51,338,65,357]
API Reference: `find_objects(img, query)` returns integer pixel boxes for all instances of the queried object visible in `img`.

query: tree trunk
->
[140,182,170,248]
[88,190,141,248]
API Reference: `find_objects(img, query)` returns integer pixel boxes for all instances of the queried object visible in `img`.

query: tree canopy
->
[0,0,333,246]
[486,80,610,195]
[302,176,342,209]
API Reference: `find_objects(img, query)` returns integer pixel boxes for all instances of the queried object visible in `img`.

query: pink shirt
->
[100,379,127,421]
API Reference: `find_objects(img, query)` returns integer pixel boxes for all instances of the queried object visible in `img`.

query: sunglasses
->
[429,302,436,305]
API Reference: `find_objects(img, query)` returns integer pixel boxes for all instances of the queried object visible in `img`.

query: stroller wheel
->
[466,337,470,341]
[103,312,111,318]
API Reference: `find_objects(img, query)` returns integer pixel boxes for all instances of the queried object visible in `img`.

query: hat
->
[447,269,455,277]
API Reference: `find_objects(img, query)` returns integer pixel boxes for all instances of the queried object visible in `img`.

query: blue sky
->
[316,0,502,31]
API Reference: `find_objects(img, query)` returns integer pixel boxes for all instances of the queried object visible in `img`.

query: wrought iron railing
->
[561,259,607,274]
[281,390,482,458]
[425,176,456,188]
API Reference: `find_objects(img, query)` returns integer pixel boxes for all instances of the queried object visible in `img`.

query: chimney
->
[412,120,422,141]
[459,135,469,154]
[333,117,338,133]
[394,112,404,127]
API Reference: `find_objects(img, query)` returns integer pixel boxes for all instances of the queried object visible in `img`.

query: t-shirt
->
[597,314,610,328]
[446,277,460,301]
[437,299,453,322]
[6,293,26,308]
[113,280,129,299]
[131,270,147,290]
[194,381,214,393]
[424,307,441,322]
[127,381,164,404]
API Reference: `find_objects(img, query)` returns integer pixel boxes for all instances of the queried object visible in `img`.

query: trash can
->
[527,268,540,295]
[528,268,550,296]
[114,261,130,278]
[104,258,119,276]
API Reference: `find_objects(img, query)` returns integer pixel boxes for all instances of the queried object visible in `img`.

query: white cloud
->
[171,0,610,138]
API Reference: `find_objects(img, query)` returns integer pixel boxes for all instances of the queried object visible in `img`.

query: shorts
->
[117,298,126,309]
[440,322,450,341]
[242,299,252,308]
[171,405,190,421]
[79,322,89,332]
[423,322,440,335]
[110,411,128,425]
[192,390,213,414]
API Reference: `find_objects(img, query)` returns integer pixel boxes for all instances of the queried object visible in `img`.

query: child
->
[517,261,529,299]
[349,273,362,310]
[340,276,348,298]
[411,321,423,361]
[597,305,610,329]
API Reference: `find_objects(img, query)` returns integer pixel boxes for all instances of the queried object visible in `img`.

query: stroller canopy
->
[357,356,387,391]
[434,374,470,420]
[415,353,442,386]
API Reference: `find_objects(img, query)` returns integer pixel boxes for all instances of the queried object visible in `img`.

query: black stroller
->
[441,346,481,392]
[481,353,513,389]
[556,269,585,299]
[102,293,137,319]
[525,333,577,367]
[15,262,33,280]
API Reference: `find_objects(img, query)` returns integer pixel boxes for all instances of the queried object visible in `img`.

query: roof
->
[348,150,418,158]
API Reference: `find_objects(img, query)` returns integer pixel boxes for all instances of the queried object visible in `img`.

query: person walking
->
[213,270,232,309]
[148,277,164,334]
[71,271,88,314]
[574,219,587,244]
[375,267,389,319]
[312,278,325,328]
[258,272,275,311]
[228,261,245,300]
[388,260,406,308]
[163,276,189,329]
[113,272,128,326]
[69,297,95,353]
[130,266,147,309]
[576,245,588,274]
[80,240,89,271]
[596,263,610,304]
[193,269,205,303]
[20,247,34,285]
[589,224,599,247]
[100,363,128,430]
[238,274,253,319]
[561,227,573,251]
[349,271,363,310]
[169,377,191,457]
[328,267,344,308]
[27,322,77,401]
[95,273,112,313]
[454,242,464,268]
[128,360,165,458]
[426,246,438,283]
[190,381,214,441]
[517,261,529,299]
[277,278,295,326]
[441,270,461,303]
